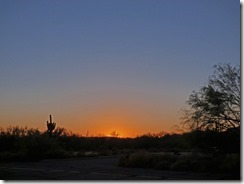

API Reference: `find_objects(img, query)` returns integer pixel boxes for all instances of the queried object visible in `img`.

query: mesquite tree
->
[182,63,240,133]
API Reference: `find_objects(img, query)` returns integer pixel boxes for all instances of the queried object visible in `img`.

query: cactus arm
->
[46,115,56,137]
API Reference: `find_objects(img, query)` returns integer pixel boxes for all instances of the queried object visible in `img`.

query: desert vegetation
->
[0,124,240,179]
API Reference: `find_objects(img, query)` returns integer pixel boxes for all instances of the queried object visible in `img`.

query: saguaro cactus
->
[47,114,56,137]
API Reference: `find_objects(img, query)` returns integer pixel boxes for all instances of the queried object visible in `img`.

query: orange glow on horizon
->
[71,106,175,138]
[0,98,179,138]
[85,112,137,138]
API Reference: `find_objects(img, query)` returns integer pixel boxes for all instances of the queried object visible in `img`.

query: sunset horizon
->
[0,0,239,138]
[0,0,240,181]
[0,113,177,138]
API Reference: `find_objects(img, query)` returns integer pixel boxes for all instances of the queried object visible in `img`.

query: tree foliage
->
[182,63,240,132]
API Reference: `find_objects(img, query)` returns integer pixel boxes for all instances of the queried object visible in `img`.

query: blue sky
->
[0,0,240,136]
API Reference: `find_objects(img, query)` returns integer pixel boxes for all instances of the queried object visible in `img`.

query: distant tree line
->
[0,124,239,162]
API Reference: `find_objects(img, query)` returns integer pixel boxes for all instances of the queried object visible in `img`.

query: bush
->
[118,151,240,178]
[170,154,210,172]
[0,126,72,161]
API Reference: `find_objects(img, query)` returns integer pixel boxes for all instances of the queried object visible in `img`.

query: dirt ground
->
[0,156,231,180]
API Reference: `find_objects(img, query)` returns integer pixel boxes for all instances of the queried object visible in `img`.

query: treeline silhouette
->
[0,125,239,162]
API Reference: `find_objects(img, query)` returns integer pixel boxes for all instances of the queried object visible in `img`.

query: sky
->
[0,0,240,137]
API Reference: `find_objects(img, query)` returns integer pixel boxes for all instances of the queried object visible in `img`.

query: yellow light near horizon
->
[78,106,139,137]
[71,99,178,137]
[93,116,133,137]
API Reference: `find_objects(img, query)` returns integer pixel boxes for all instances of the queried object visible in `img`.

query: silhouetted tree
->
[110,130,119,138]
[182,63,240,133]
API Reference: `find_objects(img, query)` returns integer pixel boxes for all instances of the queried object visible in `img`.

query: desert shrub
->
[0,135,17,152]
[134,136,160,149]
[118,151,240,177]
[22,134,71,160]
[160,133,190,151]
[186,129,240,154]
[56,134,83,151]
[169,154,211,172]
[126,152,153,168]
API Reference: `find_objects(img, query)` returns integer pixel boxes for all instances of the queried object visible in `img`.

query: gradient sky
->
[0,0,240,137]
